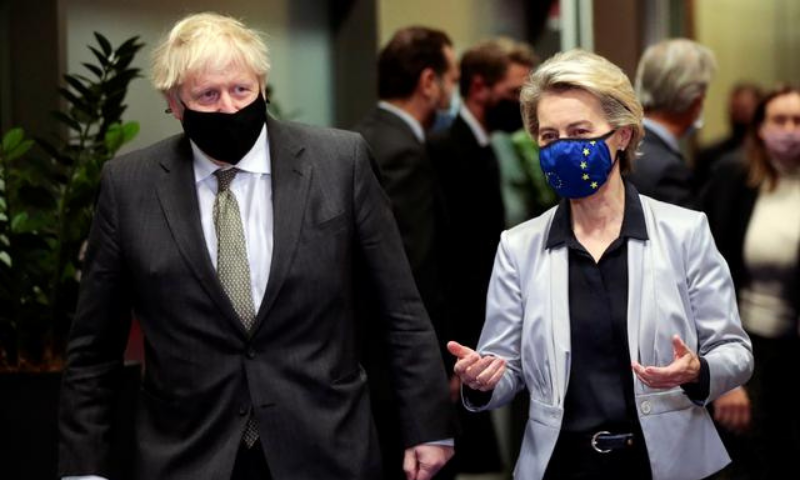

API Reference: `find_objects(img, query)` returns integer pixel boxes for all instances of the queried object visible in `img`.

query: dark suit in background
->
[353,107,452,480]
[428,114,504,474]
[58,115,453,480]
[627,124,696,208]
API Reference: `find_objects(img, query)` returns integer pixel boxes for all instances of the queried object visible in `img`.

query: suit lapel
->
[254,116,311,328]
[155,137,248,336]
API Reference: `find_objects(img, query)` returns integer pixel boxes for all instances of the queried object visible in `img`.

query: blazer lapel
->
[549,246,571,405]
[254,116,311,328]
[155,137,248,336]
[630,198,657,392]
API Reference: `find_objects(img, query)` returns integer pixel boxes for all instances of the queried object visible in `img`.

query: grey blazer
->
[466,195,753,480]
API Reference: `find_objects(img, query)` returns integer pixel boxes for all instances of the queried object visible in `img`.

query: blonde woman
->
[449,50,752,480]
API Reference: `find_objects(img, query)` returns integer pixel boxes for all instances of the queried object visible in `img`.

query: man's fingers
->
[403,448,417,480]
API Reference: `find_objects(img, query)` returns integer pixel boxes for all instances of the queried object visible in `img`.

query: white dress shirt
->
[192,125,274,313]
[378,100,425,143]
[459,105,490,147]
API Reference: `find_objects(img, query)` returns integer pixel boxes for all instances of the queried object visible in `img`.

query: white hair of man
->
[151,12,271,96]
[635,38,717,115]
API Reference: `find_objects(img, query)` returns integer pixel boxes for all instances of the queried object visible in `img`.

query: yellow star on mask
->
[590,141,596,145]
[583,148,590,156]
[582,174,590,180]
[580,161,588,169]
[590,181,599,189]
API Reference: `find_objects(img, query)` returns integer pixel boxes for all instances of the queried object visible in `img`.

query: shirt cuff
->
[62,477,109,480]
[462,385,493,409]
[424,438,455,447]
[681,356,710,405]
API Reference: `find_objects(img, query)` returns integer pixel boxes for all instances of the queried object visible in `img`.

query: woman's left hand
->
[631,335,701,388]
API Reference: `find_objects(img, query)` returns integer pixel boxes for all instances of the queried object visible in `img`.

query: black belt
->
[559,430,637,454]
[589,431,636,453]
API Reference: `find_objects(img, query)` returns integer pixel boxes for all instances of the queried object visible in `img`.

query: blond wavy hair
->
[521,49,644,173]
[151,12,270,95]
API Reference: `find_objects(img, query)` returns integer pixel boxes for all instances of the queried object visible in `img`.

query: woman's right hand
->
[447,341,506,392]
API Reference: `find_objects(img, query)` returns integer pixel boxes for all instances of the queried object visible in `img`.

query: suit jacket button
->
[246,348,256,359]
[238,406,249,416]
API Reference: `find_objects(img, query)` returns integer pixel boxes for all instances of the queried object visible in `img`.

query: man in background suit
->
[58,12,453,480]
[352,26,458,480]
[428,37,535,476]
[629,38,717,208]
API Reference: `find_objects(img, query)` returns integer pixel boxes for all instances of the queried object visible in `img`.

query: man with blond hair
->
[58,12,453,480]
[629,38,717,208]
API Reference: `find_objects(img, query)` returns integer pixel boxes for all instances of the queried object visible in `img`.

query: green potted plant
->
[0,32,143,480]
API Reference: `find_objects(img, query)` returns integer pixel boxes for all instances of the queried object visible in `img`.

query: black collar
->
[546,180,648,249]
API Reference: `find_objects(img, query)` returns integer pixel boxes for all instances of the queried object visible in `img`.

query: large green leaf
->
[4,139,34,163]
[82,62,103,78]
[2,128,25,154]
[94,32,112,57]
[89,46,110,69]
[63,75,92,98]
[122,121,139,144]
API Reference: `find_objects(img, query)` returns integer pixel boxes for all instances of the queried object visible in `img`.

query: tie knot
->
[215,168,239,192]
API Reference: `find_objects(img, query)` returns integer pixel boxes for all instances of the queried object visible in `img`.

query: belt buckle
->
[590,430,612,454]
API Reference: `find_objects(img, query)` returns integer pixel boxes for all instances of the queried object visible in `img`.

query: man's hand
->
[447,341,506,392]
[713,386,751,434]
[448,375,461,403]
[403,444,454,480]
[632,335,700,388]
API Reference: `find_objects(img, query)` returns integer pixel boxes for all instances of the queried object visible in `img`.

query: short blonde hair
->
[521,49,644,173]
[635,38,716,114]
[151,12,270,94]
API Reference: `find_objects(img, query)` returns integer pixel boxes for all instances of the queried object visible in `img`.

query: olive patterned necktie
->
[213,168,259,448]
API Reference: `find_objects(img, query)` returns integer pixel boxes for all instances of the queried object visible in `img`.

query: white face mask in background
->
[762,129,800,170]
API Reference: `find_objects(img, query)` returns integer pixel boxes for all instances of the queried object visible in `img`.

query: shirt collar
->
[545,180,648,249]
[378,101,425,143]
[192,124,271,184]
[459,105,490,147]
[643,117,681,154]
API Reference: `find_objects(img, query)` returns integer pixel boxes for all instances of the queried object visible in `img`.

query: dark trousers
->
[543,431,652,480]
[231,441,272,480]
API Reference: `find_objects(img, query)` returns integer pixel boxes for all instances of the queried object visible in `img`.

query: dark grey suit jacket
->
[627,124,697,208]
[352,107,449,349]
[58,115,452,480]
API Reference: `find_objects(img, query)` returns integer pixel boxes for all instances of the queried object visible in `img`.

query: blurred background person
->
[702,85,800,480]
[428,36,535,478]
[351,26,459,480]
[629,38,717,208]
[449,48,753,480]
[694,83,763,189]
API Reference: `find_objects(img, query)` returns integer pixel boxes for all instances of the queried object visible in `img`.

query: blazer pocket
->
[301,212,348,243]
[330,365,366,386]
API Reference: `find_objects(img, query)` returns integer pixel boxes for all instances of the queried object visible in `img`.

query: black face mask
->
[181,94,267,164]
[485,97,524,133]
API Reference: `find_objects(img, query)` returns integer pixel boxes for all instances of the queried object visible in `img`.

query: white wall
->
[61,0,333,153]
[377,0,526,55]
[695,0,800,145]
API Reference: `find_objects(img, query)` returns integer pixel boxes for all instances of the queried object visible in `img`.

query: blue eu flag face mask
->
[539,130,617,199]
